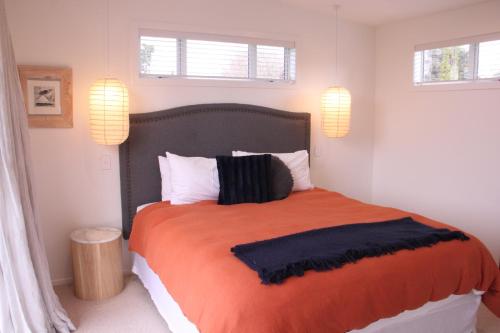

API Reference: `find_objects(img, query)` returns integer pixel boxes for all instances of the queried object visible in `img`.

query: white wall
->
[5,0,375,283]
[373,0,500,261]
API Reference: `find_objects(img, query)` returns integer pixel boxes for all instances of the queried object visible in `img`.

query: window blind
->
[186,40,248,79]
[289,49,296,81]
[140,36,177,76]
[429,44,470,82]
[256,45,285,80]
[413,50,423,83]
[478,39,500,79]
[139,31,296,82]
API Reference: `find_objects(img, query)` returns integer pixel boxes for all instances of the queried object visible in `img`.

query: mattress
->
[132,252,482,333]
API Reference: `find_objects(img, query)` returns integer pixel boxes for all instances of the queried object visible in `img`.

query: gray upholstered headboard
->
[119,103,310,239]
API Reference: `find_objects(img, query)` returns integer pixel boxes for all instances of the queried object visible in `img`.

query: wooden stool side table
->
[70,227,124,300]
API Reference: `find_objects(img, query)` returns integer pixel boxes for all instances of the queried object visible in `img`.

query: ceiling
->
[280,0,488,26]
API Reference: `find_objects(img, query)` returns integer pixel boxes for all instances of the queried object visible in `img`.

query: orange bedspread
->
[129,189,499,333]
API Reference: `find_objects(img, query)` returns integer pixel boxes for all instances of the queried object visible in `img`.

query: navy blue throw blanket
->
[231,217,469,284]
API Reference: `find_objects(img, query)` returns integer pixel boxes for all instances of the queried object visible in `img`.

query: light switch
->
[313,145,321,158]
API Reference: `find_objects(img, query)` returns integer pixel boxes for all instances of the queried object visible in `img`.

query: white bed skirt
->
[132,252,482,333]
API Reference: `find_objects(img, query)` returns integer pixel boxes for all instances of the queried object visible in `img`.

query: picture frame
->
[18,65,73,128]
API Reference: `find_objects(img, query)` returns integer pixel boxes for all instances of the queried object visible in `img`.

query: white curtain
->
[0,0,75,332]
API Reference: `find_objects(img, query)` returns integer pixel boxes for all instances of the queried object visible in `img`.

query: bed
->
[119,103,499,333]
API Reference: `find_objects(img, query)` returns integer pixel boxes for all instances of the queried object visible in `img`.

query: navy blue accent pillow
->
[270,157,293,200]
[216,155,292,205]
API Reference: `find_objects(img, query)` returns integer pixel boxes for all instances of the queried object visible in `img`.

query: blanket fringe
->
[259,231,469,284]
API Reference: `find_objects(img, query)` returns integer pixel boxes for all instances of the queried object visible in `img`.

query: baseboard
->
[52,277,73,286]
[52,269,132,286]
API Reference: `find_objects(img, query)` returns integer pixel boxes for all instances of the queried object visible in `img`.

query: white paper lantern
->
[320,86,351,138]
[89,78,129,145]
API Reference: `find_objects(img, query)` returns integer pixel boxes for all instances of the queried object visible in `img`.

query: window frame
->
[138,29,296,84]
[413,32,500,87]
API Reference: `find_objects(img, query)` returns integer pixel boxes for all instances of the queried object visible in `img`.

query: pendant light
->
[89,0,129,145]
[321,5,351,138]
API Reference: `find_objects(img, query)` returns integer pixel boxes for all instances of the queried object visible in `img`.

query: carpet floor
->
[55,275,499,333]
[55,276,171,333]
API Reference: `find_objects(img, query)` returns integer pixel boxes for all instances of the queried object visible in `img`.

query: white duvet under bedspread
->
[131,252,483,333]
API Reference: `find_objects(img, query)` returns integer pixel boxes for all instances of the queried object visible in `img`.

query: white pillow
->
[137,202,156,213]
[232,150,313,192]
[166,152,219,205]
[158,156,172,201]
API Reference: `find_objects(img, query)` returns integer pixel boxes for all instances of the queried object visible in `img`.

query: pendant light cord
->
[105,0,110,77]
[335,4,339,85]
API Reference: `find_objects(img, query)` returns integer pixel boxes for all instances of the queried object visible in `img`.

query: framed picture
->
[18,66,73,128]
